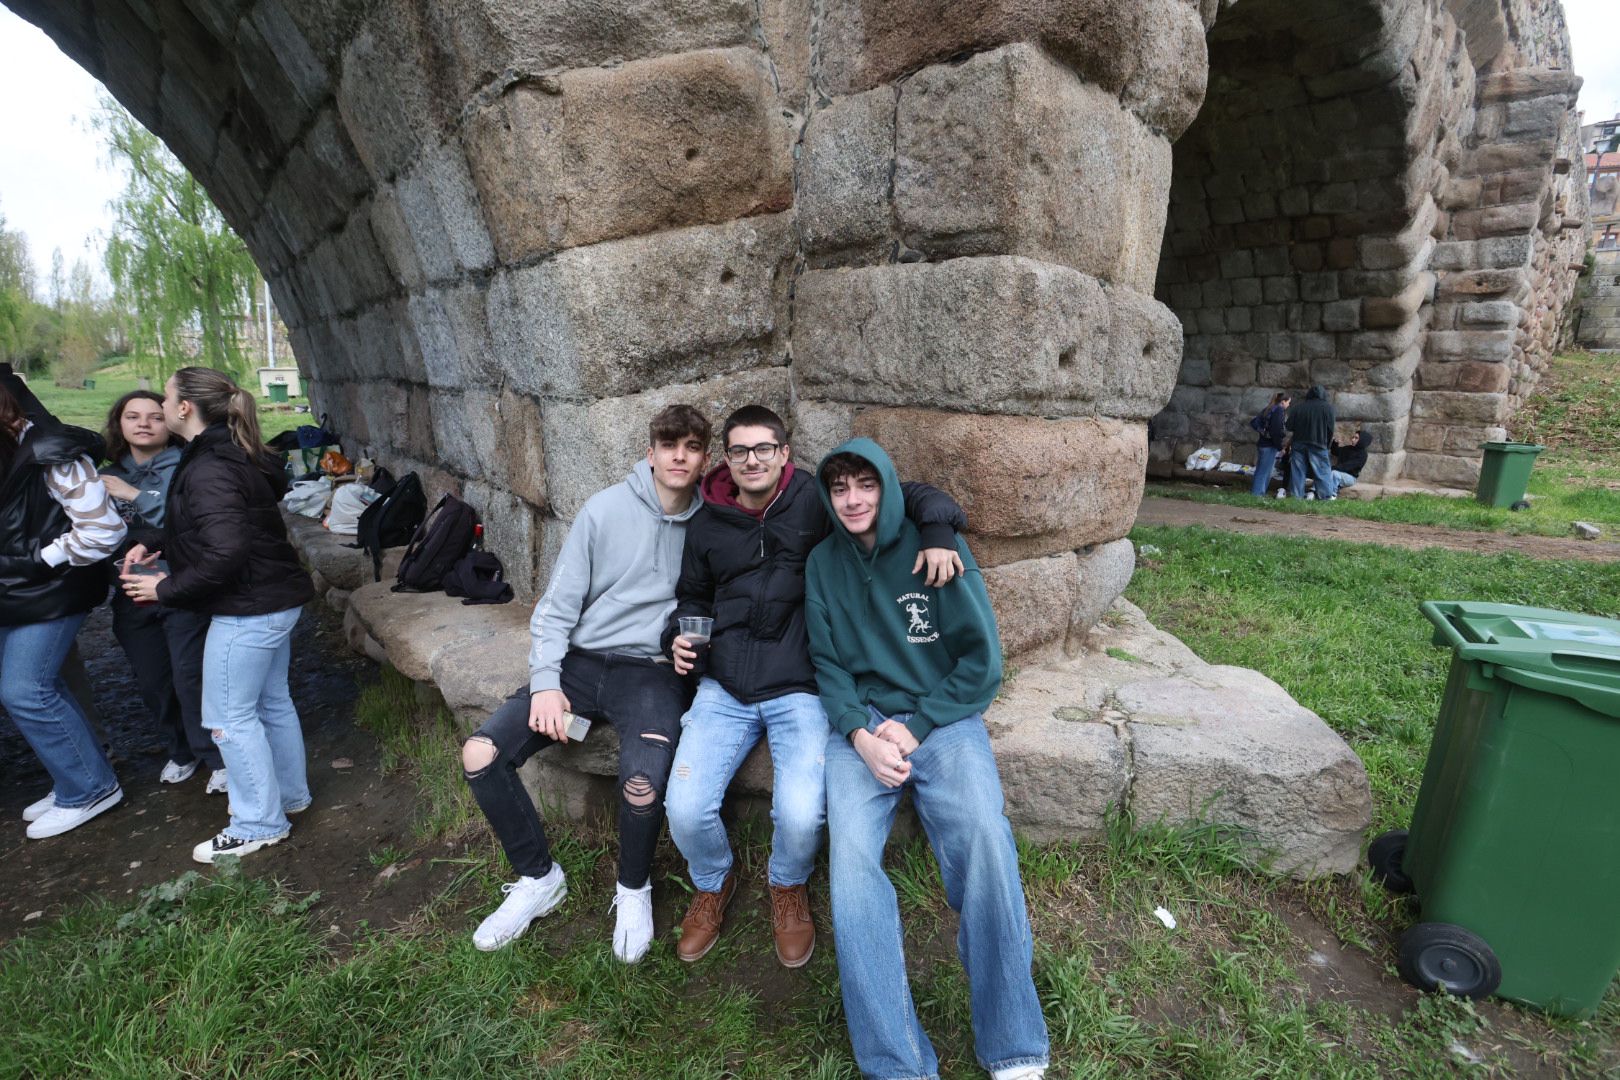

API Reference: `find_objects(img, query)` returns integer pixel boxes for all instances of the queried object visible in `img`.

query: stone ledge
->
[287,519,1370,877]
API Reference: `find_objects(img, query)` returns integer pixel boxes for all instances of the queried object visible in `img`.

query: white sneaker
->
[192,831,289,864]
[992,1067,1047,1080]
[160,759,200,784]
[22,792,56,822]
[612,880,655,964]
[26,787,124,839]
[205,769,229,795]
[472,865,567,952]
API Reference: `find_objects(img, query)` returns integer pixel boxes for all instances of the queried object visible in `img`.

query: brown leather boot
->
[769,883,815,968]
[675,871,737,962]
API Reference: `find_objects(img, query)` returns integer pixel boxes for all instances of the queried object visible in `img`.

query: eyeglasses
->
[724,442,781,465]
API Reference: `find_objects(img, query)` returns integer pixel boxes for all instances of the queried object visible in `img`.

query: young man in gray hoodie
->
[460,404,710,962]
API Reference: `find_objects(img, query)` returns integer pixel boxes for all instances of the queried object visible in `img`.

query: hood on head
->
[1306,385,1327,401]
[816,437,905,550]
[1356,427,1372,449]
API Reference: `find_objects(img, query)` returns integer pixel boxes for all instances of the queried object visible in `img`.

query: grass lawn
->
[23,357,307,443]
[1149,352,1620,540]
[5,540,1619,1077]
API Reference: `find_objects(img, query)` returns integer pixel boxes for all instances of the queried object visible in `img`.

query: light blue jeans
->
[826,711,1049,1080]
[0,613,119,808]
[1288,443,1337,499]
[1251,444,1281,496]
[203,607,309,841]
[1332,470,1358,490]
[666,677,828,891]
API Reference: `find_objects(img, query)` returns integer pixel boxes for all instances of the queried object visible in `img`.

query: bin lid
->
[1479,441,1545,454]
[1421,601,1620,719]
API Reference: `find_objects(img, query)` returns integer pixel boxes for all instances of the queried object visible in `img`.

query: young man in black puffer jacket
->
[661,405,966,968]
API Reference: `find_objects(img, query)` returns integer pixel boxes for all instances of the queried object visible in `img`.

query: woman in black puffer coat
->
[0,376,128,840]
[121,366,314,866]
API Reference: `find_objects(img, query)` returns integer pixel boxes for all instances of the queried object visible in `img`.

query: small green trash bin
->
[1475,441,1543,508]
[268,383,289,403]
[82,378,96,390]
[1368,601,1620,1016]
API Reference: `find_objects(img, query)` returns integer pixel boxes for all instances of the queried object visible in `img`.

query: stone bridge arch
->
[1151,0,1586,488]
[4,0,1587,653]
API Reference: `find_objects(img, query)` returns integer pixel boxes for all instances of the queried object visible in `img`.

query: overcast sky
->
[1,0,1618,292]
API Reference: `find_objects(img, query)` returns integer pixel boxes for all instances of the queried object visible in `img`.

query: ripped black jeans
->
[464,650,690,888]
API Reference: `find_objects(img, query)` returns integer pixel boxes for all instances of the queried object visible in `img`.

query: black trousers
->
[465,650,690,888]
[109,592,220,771]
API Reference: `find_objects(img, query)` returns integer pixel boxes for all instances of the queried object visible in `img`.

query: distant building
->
[1582,114,1620,155]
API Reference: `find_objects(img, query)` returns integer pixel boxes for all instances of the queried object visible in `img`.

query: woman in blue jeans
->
[0,379,128,840]
[121,367,315,864]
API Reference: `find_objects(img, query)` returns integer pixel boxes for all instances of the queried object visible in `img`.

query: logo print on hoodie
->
[898,593,938,644]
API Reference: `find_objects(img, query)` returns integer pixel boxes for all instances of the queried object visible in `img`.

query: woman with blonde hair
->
[122,366,314,863]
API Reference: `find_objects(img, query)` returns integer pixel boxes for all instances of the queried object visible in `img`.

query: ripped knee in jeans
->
[461,734,498,778]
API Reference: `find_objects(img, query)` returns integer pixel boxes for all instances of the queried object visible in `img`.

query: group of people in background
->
[1250,385,1372,499]
[0,364,314,863]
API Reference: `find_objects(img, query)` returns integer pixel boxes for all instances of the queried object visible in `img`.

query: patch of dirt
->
[1136,496,1620,562]
[0,605,440,943]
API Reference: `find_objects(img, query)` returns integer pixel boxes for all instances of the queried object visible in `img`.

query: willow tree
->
[97,98,259,379]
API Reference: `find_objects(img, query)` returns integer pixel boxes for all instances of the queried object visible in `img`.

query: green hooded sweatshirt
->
[805,438,1003,744]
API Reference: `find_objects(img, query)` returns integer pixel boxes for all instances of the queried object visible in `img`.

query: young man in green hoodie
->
[806,438,1048,1080]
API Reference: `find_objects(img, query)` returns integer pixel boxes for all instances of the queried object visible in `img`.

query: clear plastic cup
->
[678,616,714,647]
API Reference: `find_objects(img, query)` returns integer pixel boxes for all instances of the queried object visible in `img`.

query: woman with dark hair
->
[100,390,224,791]
[0,380,128,839]
[1250,391,1290,496]
[121,367,314,863]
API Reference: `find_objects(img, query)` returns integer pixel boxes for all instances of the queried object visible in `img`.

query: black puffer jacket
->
[665,464,965,704]
[0,421,111,626]
[152,423,314,616]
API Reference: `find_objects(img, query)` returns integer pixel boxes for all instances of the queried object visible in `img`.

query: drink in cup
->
[678,616,714,654]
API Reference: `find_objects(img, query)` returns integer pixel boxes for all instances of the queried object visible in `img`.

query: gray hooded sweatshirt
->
[528,459,703,692]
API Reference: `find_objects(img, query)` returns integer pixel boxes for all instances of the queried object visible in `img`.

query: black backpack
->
[349,471,426,582]
[444,550,514,605]
[392,493,478,593]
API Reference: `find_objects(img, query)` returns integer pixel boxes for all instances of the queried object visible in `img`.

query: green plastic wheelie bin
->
[1367,601,1620,1017]
[1475,442,1543,509]
[268,383,289,403]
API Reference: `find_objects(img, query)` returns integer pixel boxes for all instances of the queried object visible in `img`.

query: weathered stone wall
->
[5,0,1589,649]
[1579,250,1620,350]
[7,0,1211,657]
[1151,0,1586,487]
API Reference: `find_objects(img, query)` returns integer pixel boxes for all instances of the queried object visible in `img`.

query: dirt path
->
[0,605,442,943]
[1136,496,1620,562]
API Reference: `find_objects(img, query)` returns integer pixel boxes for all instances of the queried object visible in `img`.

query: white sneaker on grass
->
[26,788,123,840]
[992,1066,1047,1080]
[205,768,228,795]
[22,792,56,822]
[160,759,199,784]
[192,831,289,864]
[473,864,567,952]
[612,880,655,964]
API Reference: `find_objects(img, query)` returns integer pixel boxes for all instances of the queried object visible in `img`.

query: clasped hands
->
[117,544,167,603]
[853,720,920,789]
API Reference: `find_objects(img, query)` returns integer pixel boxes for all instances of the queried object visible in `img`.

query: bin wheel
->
[1367,829,1414,894]
[1397,923,1501,1000]
[1510,500,1531,512]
